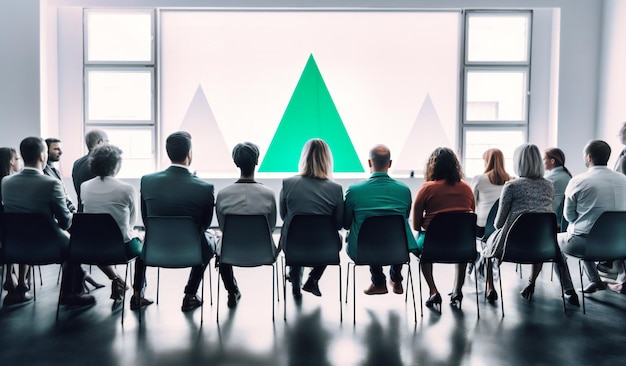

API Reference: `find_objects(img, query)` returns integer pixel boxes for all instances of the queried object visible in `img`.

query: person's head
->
[232,141,260,177]
[45,138,62,163]
[543,147,572,177]
[85,129,109,151]
[88,144,123,179]
[368,144,391,173]
[166,131,192,165]
[299,138,334,179]
[19,137,47,168]
[424,147,463,185]
[513,144,544,178]
[618,122,626,145]
[583,139,611,167]
[0,147,18,178]
[482,148,510,185]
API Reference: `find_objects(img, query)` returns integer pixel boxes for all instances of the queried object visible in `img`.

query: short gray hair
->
[513,143,544,178]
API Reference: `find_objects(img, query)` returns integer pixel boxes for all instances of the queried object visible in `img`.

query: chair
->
[562,211,626,314]
[142,216,212,324]
[68,213,137,325]
[418,212,479,318]
[480,199,499,243]
[0,213,67,319]
[495,212,566,316]
[282,215,342,321]
[345,215,416,324]
[218,214,280,322]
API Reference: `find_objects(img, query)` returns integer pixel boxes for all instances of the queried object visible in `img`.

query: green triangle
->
[259,54,364,173]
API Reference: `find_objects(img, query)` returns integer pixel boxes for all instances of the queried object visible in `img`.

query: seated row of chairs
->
[2,210,626,325]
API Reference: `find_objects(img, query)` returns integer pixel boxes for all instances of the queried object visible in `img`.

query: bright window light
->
[464,129,525,177]
[86,69,153,122]
[86,10,153,63]
[93,128,154,178]
[465,71,527,121]
[467,14,530,63]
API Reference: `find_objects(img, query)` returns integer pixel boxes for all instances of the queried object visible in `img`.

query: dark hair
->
[0,147,16,179]
[166,131,192,163]
[232,142,259,176]
[44,138,61,148]
[85,130,108,151]
[20,137,46,166]
[585,140,611,166]
[88,145,123,179]
[369,145,391,171]
[544,147,572,177]
[425,147,463,185]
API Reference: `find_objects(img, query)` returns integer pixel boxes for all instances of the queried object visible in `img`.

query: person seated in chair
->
[139,131,215,312]
[81,144,150,306]
[344,144,417,296]
[553,140,626,295]
[279,138,343,299]
[215,141,277,308]
[413,147,475,309]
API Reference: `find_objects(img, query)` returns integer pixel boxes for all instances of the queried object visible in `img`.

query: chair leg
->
[498,261,504,317]
[121,264,129,326]
[408,264,417,323]
[208,259,213,306]
[352,264,356,325]
[57,264,62,285]
[56,263,64,321]
[345,262,351,304]
[275,263,280,303]
[418,261,424,317]
[474,261,480,319]
[32,265,37,301]
[216,266,222,322]
[338,264,343,323]
[156,267,160,305]
[578,260,586,314]
[38,265,43,286]
[0,265,4,303]
[551,262,554,281]
[271,264,275,322]
[283,258,287,322]
[200,276,204,325]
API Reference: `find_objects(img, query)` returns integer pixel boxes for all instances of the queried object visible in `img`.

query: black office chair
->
[142,216,211,324]
[562,211,626,314]
[1,213,67,319]
[495,212,566,316]
[419,212,479,317]
[481,199,499,243]
[219,214,280,322]
[282,215,342,321]
[346,215,416,324]
[68,213,138,325]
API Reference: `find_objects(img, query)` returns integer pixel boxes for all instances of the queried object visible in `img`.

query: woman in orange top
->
[413,147,475,309]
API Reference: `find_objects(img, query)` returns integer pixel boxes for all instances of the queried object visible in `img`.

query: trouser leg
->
[369,265,386,286]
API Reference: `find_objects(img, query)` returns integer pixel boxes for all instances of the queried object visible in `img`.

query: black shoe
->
[227,291,241,308]
[582,281,607,293]
[450,290,463,308]
[110,278,127,301]
[130,295,153,310]
[486,289,498,304]
[292,286,302,300]
[520,283,535,301]
[564,291,580,306]
[3,291,33,307]
[302,278,321,297]
[425,292,442,308]
[181,294,203,312]
[60,294,96,307]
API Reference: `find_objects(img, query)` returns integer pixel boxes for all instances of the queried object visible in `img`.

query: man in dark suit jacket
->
[2,137,93,306]
[72,129,108,212]
[136,131,215,312]
[43,137,77,213]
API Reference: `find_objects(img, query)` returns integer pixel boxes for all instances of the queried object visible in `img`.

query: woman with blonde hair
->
[279,138,344,299]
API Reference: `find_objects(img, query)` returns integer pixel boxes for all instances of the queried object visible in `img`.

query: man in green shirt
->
[344,144,417,295]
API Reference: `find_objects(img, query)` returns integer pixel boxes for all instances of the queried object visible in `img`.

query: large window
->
[83,9,156,178]
[462,11,532,177]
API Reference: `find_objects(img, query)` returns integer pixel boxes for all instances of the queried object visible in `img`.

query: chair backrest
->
[68,213,128,265]
[1,213,66,265]
[355,215,409,265]
[501,212,558,263]
[421,212,477,263]
[143,216,203,268]
[483,199,499,240]
[221,214,278,267]
[284,215,341,266]
[584,211,626,261]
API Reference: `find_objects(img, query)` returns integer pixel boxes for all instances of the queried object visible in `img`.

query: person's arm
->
[279,180,287,220]
[494,183,512,229]
[50,180,72,230]
[332,185,344,230]
[268,190,277,231]
[140,177,148,225]
[343,188,353,230]
[202,185,215,231]
[563,180,578,224]
[412,185,428,231]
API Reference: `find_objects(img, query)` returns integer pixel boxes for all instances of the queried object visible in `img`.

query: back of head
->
[483,148,510,185]
[299,138,333,179]
[44,137,61,149]
[425,147,463,185]
[0,147,15,178]
[369,144,391,172]
[514,144,544,178]
[232,141,260,177]
[85,130,108,151]
[88,144,123,178]
[20,137,46,167]
[544,147,571,177]
[584,140,611,166]
[166,131,192,164]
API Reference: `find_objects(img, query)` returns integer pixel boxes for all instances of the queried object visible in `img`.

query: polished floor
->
[1,254,625,366]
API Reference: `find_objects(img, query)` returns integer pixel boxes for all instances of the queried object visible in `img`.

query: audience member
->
[471,148,511,237]
[344,144,417,295]
[44,138,77,213]
[543,148,572,228]
[553,140,626,295]
[81,144,149,305]
[279,138,343,299]
[413,147,475,308]
[215,142,276,307]
[72,129,108,212]
[139,131,214,312]
[2,137,93,306]
[0,147,22,212]
[482,144,566,304]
